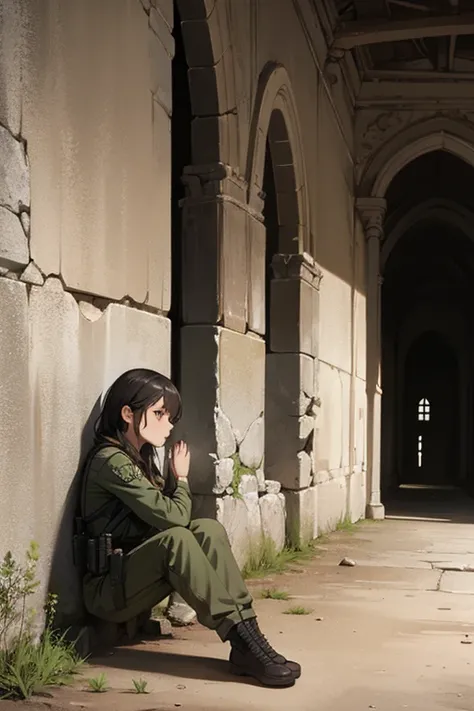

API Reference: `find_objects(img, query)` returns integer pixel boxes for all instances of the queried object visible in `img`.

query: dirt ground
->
[7,489,474,711]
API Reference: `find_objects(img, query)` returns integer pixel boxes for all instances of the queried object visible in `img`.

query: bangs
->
[162,382,182,424]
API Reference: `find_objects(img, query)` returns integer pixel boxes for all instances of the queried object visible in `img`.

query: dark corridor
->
[401,332,459,486]
[381,151,474,497]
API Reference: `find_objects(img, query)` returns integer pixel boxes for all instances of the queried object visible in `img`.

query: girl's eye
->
[153,410,164,419]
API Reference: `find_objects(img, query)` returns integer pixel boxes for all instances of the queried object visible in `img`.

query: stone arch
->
[246,63,310,252]
[382,198,474,269]
[176,0,236,164]
[359,117,474,198]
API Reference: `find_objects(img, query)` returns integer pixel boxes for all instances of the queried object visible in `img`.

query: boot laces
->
[249,619,284,661]
[236,621,274,664]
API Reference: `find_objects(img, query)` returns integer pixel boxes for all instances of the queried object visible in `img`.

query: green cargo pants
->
[83,519,256,640]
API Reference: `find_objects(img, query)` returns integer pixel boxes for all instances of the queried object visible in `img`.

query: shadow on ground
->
[92,647,263,687]
[385,485,474,525]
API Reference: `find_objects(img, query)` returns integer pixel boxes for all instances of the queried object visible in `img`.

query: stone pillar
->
[356,197,387,520]
[265,252,323,544]
[177,163,285,566]
[178,162,261,483]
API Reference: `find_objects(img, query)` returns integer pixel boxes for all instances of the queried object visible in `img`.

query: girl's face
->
[121,397,174,448]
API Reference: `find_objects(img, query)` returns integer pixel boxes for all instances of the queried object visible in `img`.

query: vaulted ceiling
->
[334,1,474,78]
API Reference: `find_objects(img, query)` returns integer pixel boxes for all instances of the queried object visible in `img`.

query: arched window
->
[418,398,430,422]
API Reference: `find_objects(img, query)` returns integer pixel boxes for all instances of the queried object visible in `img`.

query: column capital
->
[356,197,387,240]
[272,252,323,289]
[181,162,254,212]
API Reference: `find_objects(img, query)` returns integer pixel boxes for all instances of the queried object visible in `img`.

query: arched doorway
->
[380,151,474,498]
[258,103,320,543]
[263,108,303,483]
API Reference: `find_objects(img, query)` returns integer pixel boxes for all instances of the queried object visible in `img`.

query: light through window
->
[418,398,430,422]
[418,434,423,467]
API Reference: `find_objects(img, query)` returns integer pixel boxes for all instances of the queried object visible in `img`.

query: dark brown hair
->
[94,368,182,480]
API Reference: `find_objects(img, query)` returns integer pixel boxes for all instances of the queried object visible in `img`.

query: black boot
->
[248,618,301,679]
[227,620,295,687]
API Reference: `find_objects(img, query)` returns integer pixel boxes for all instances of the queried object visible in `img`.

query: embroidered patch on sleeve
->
[111,462,143,484]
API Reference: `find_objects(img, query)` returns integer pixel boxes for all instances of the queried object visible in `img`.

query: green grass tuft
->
[242,536,317,580]
[0,544,84,700]
[0,629,83,700]
[283,606,312,616]
[260,588,290,600]
[87,673,109,693]
[132,677,149,694]
[230,454,256,499]
[335,516,357,533]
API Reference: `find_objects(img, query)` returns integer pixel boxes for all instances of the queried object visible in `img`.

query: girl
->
[80,368,301,687]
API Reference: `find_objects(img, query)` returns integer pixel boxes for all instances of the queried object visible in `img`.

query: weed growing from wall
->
[0,543,83,699]
[230,453,257,499]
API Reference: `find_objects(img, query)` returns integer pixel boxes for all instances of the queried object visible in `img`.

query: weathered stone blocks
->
[212,458,234,495]
[284,487,318,546]
[219,329,265,442]
[265,352,316,489]
[216,494,262,568]
[0,0,23,135]
[270,278,319,357]
[239,416,264,469]
[0,125,29,211]
[0,206,29,269]
[266,352,315,416]
[317,477,347,535]
[259,493,286,552]
[215,407,236,459]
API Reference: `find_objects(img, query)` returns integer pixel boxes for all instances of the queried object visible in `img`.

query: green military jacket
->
[82,445,192,551]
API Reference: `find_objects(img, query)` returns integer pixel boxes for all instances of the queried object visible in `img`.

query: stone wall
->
[176,0,367,551]
[0,0,174,624]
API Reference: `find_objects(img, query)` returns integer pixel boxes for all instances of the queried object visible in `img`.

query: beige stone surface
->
[219,329,265,442]
[0,124,29,211]
[284,487,318,545]
[316,361,351,475]
[0,279,35,562]
[315,89,354,288]
[239,415,264,469]
[270,278,319,357]
[348,469,366,524]
[215,407,237,460]
[316,476,348,535]
[259,492,286,552]
[353,376,367,472]
[212,458,234,495]
[0,206,29,269]
[21,0,170,309]
[216,496,251,568]
[354,219,367,381]
[0,0,23,135]
[221,201,248,333]
[318,271,353,375]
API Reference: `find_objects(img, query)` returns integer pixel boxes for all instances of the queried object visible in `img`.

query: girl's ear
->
[121,405,133,425]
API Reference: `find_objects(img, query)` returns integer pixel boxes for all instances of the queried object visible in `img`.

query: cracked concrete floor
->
[18,488,474,711]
